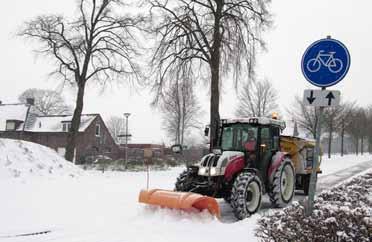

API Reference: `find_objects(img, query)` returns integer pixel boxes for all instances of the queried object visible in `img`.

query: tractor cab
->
[216,117,286,184]
[219,117,285,160]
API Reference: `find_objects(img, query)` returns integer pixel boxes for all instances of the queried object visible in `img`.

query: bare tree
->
[366,105,372,154]
[359,109,368,155]
[338,101,355,156]
[20,0,143,161]
[106,116,124,144]
[235,79,278,117]
[18,88,71,115]
[148,0,271,150]
[323,106,342,158]
[323,103,355,158]
[160,80,202,145]
[346,107,366,155]
[287,96,319,139]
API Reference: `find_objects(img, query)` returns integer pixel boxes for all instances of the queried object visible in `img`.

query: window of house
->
[95,124,101,137]
[62,122,72,132]
[5,120,16,131]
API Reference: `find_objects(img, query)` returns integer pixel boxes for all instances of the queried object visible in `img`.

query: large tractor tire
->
[230,171,262,220]
[268,159,295,207]
[174,169,195,192]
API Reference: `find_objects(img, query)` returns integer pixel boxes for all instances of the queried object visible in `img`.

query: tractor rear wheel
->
[230,171,262,220]
[268,159,295,207]
[174,169,195,192]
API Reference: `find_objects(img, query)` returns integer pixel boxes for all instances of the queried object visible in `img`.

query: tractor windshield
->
[220,124,258,151]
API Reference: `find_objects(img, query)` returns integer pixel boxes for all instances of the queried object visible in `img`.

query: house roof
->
[28,114,97,132]
[0,103,98,133]
[0,104,30,131]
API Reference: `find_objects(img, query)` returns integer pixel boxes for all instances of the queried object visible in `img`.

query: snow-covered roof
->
[0,104,30,131]
[224,117,286,129]
[28,114,97,132]
[0,103,97,133]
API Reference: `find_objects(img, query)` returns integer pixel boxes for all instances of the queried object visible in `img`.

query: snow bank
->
[0,138,82,180]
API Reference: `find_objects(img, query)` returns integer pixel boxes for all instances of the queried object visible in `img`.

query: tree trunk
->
[355,138,359,155]
[65,82,86,162]
[209,65,220,150]
[361,136,364,155]
[209,2,222,151]
[340,120,344,156]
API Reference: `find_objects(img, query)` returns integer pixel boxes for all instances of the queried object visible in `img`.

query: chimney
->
[26,98,35,106]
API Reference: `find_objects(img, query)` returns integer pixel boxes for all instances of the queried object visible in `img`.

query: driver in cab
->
[243,129,257,162]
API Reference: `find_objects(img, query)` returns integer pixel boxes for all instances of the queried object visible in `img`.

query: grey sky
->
[0,0,371,144]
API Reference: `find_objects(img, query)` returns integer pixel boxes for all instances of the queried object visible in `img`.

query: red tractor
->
[139,117,320,220]
[175,117,297,219]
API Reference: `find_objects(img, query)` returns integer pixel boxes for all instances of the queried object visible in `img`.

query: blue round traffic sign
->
[301,38,350,87]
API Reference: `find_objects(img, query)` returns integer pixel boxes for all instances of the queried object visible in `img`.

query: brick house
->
[0,100,119,163]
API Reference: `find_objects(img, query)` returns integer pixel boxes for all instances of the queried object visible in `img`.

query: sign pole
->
[305,87,325,216]
[301,34,350,216]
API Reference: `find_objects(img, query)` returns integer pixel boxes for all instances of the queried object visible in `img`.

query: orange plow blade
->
[138,189,220,218]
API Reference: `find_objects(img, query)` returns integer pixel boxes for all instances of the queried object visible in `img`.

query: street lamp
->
[123,113,131,167]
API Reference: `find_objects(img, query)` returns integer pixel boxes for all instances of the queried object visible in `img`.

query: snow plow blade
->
[138,189,220,218]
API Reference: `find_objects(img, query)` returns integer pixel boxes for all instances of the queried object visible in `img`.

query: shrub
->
[256,172,372,242]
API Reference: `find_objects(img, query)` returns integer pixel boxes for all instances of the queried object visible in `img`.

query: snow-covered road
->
[317,159,372,193]
[1,150,371,242]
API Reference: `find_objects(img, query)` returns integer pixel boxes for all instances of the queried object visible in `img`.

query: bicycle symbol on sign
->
[306,50,343,73]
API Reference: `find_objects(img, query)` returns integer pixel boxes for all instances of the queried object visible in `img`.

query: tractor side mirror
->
[204,126,210,137]
[171,144,183,154]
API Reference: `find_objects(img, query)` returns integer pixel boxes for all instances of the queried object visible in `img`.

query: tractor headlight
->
[210,168,218,176]
[199,167,207,174]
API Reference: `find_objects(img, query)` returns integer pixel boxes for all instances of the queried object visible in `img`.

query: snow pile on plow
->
[0,138,82,180]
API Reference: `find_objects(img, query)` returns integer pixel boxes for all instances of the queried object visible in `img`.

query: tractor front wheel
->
[174,169,195,192]
[230,171,262,220]
[268,159,295,207]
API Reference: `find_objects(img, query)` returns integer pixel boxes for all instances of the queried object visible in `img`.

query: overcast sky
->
[0,0,371,144]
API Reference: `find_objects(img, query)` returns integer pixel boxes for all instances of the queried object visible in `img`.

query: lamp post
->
[124,113,131,167]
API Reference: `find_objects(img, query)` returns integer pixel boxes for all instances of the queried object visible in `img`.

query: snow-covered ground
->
[320,153,372,176]
[0,138,371,242]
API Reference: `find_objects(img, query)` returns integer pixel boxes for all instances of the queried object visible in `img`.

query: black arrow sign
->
[325,91,335,106]
[307,90,316,104]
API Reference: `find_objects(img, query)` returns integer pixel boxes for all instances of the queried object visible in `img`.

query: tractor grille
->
[202,154,220,167]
